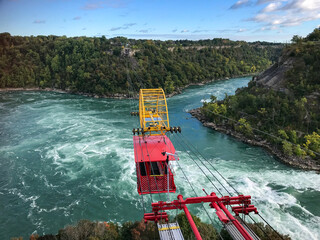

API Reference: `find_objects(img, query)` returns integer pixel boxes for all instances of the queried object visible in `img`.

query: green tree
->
[282,141,293,156]
[304,132,320,157]
[306,28,320,41]
[235,118,253,136]
[291,35,303,44]
[164,75,174,94]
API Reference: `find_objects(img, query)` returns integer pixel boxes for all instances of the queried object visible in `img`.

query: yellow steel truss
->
[139,88,170,135]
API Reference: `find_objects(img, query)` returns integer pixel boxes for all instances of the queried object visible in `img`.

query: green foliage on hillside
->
[0,33,282,95]
[15,213,290,240]
[201,28,320,162]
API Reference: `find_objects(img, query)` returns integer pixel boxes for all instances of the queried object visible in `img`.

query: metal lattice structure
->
[144,193,260,240]
[139,88,170,135]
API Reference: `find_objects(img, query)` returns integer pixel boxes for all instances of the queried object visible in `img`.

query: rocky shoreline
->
[189,108,320,172]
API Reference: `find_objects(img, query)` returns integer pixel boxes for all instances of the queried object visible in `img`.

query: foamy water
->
[0,77,319,240]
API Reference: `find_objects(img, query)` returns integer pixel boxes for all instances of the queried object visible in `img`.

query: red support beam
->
[217,202,254,240]
[209,201,229,223]
[178,195,203,240]
[232,205,258,216]
[144,212,168,223]
[144,192,258,240]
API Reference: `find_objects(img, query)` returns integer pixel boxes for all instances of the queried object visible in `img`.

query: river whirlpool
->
[0,77,319,239]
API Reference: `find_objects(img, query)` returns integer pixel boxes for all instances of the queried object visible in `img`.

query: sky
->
[0,0,319,42]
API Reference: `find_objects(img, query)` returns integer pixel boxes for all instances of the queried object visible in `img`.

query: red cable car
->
[133,135,177,195]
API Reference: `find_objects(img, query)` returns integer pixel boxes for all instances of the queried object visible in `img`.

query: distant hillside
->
[0,33,282,96]
[198,28,320,170]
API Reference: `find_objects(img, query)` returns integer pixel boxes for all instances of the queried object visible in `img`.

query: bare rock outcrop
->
[253,50,294,92]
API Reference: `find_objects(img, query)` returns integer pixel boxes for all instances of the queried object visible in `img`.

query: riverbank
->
[189,108,320,172]
[0,74,255,99]
[0,87,132,99]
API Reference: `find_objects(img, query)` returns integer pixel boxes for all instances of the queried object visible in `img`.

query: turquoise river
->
[0,77,319,239]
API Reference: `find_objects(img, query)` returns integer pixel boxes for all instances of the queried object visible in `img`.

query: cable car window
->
[150,162,160,175]
[139,162,147,176]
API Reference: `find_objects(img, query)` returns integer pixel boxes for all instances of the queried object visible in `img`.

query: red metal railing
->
[137,172,176,195]
[144,193,258,240]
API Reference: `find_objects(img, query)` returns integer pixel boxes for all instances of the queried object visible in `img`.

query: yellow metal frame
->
[139,88,170,135]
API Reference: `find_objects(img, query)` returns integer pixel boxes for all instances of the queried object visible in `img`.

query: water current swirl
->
[0,77,319,239]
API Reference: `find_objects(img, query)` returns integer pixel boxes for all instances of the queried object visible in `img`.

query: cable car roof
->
[133,135,177,163]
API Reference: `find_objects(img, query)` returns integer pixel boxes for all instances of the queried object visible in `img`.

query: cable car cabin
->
[133,135,177,195]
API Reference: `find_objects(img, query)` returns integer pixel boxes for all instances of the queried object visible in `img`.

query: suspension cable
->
[175,130,252,225]
[144,137,175,240]
[128,58,176,240]
[169,105,283,240]
[203,107,320,157]
[126,56,147,215]
[175,157,225,240]
[238,216,266,240]
[174,122,285,239]
[170,114,241,196]
[180,131,241,195]
[248,215,272,240]
[174,133,235,196]
[258,213,285,240]
[171,133,223,196]
[138,137,175,240]
[127,63,286,239]
[173,109,295,239]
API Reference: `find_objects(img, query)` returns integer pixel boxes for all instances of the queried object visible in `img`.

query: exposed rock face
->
[253,50,294,91]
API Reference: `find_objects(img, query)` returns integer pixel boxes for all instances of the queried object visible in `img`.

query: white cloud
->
[138,28,154,33]
[282,0,320,11]
[192,30,209,33]
[110,23,137,31]
[110,27,122,31]
[249,0,320,29]
[230,0,252,9]
[123,23,136,29]
[181,29,189,33]
[261,2,282,12]
[237,28,247,32]
[256,0,275,4]
[82,0,128,10]
[139,29,149,33]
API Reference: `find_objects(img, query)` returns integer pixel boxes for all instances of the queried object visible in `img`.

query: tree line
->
[201,28,320,162]
[16,212,290,240]
[0,33,282,95]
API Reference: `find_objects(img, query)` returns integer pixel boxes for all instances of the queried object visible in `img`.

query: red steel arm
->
[144,193,258,240]
[177,195,203,240]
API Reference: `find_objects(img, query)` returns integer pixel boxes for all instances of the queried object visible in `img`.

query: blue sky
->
[0,0,319,42]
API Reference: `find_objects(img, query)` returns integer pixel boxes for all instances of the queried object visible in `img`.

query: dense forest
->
[0,33,282,95]
[13,213,289,240]
[201,28,320,165]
